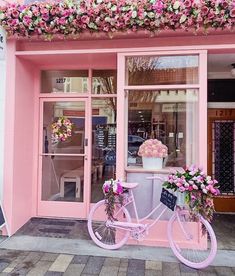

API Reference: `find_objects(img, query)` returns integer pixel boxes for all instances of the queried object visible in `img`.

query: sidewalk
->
[0,248,234,276]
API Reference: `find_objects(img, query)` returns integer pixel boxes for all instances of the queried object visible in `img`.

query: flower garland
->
[138,139,168,158]
[0,0,235,39]
[51,116,73,143]
[163,165,220,223]
[103,179,126,220]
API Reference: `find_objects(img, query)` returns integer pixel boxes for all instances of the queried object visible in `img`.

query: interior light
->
[231,64,235,77]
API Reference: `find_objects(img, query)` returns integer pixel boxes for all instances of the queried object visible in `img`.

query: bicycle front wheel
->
[87,200,131,250]
[168,210,217,269]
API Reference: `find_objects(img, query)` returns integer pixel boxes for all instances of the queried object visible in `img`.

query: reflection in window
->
[41,70,88,93]
[127,90,198,167]
[92,70,117,94]
[126,56,198,85]
[91,98,117,203]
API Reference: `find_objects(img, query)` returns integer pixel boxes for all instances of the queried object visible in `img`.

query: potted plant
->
[138,139,168,169]
[163,165,220,223]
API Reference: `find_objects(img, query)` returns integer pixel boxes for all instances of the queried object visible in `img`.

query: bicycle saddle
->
[121,182,138,189]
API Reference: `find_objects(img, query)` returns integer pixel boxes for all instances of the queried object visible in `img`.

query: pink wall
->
[3,40,35,234]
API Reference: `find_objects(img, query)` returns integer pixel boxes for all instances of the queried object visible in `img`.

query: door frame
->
[208,108,235,212]
[37,97,90,218]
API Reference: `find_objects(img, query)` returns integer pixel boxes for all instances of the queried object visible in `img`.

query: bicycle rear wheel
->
[87,200,131,250]
[168,210,217,269]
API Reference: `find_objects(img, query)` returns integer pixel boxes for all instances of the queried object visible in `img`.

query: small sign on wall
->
[0,27,6,61]
[0,202,10,236]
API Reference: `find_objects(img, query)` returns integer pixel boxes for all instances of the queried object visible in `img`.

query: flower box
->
[142,157,163,170]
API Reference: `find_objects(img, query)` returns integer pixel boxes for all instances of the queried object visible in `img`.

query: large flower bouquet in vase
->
[138,139,168,170]
[163,165,220,223]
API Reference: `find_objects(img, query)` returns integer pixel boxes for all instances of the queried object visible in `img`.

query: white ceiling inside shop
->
[208,54,235,77]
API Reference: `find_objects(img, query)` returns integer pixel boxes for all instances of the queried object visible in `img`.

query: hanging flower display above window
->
[51,116,73,144]
[0,0,235,39]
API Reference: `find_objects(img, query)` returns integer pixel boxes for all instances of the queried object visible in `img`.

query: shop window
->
[41,70,88,93]
[91,98,117,203]
[126,56,198,85]
[92,70,117,94]
[127,90,198,167]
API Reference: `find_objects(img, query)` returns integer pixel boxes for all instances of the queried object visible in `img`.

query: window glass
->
[91,98,117,203]
[127,90,198,167]
[126,56,198,85]
[92,70,117,94]
[41,70,88,93]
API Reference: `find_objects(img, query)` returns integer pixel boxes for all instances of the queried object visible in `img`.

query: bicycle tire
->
[168,209,217,269]
[87,200,131,250]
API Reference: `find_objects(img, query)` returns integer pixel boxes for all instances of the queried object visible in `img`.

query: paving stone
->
[214,266,234,276]
[162,262,181,276]
[198,272,217,276]
[180,263,198,274]
[23,251,43,265]
[181,272,199,276]
[44,272,64,276]
[2,267,14,273]
[145,261,162,270]
[145,269,163,276]
[41,253,59,262]
[119,266,128,273]
[81,274,99,276]
[127,259,145,276]
[27,260,52,276]
[119,259,128,268]
[99,265,119,276]
[103,257,121,267]
[49,254,74,272]
[72,255,89,264]
[64,263,85,276]
[82,256,105,275]
[118,272,127,276]
[0,262,10,273]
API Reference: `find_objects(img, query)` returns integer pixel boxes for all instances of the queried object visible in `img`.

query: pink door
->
[38,98,89,218]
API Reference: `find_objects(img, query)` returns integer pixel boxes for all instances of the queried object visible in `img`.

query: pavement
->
[0,236,234,275]
[0,215,234,275]
[0,247,234,276]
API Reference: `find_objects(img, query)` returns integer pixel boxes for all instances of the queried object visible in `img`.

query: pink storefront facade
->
[1,1,235,246]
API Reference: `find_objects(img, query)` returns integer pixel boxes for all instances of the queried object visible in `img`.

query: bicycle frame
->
[110,189,170,233]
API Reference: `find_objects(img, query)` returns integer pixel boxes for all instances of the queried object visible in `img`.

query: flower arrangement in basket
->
[51,116,73,144]
[138,139,168,158]
[163,165,220,223]
[103,179,126,220]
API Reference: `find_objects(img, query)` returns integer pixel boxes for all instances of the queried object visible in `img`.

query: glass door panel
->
[38,99,88,218]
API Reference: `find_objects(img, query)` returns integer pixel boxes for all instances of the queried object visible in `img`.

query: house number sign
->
[0,27,6,61]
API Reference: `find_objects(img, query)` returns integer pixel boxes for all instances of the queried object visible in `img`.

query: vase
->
[142,157,163,170]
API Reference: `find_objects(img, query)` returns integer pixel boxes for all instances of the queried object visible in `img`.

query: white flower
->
[173,1,180,9]
[180,14,187,23]
[132,11,137,18]
[0,13,5,20]
[202,189,208,194]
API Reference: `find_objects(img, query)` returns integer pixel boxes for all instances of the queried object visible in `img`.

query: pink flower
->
[230,8,235,18]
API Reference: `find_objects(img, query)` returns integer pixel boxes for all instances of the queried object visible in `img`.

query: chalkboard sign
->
[0,206,5,226]
[160,188,177,211]
[105,150,116,165]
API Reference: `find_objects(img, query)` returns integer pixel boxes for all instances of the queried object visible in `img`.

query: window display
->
[127,90,198,168]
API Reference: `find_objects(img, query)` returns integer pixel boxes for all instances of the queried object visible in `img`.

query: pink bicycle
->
[88,177,217,269]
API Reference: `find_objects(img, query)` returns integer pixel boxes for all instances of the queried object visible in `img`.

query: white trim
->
[208,102,235,108]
